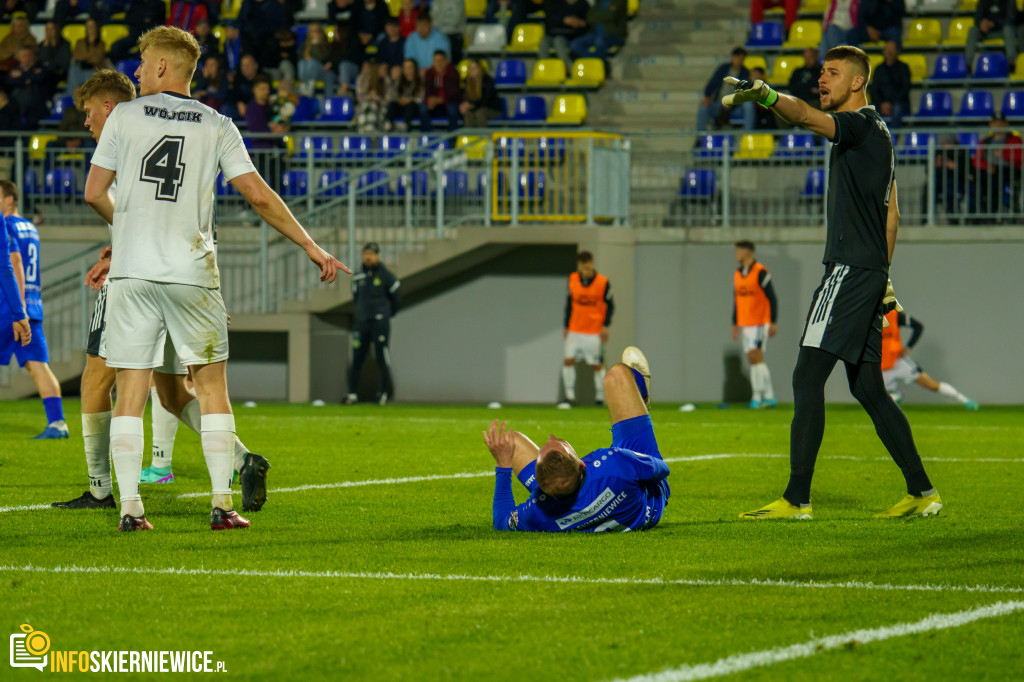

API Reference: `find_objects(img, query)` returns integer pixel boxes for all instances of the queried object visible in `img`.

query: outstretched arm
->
[723,77,836,140]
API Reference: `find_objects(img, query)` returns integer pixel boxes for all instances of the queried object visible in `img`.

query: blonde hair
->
[536,449,581,496]
[137,26,201,80]
[76,69,137,110]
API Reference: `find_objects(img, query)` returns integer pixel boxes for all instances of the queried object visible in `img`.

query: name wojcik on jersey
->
[142,106,203,124]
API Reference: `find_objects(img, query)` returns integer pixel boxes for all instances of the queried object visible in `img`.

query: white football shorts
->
[564,331,603,365]
[883,356,922,393]
[739,323,771,354]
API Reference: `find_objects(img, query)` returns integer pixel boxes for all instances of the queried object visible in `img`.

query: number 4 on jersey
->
[141,135,186,201]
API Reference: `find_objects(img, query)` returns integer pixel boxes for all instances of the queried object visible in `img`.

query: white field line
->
[0,564,1021,597]
[609,600,1024,682]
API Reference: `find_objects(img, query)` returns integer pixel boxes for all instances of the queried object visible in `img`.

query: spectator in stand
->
[65,18,107,96]
[696,46,753,131]
[328,0,355,26]
[353,0,391,52]
[855,0,905,46]
[431,0,467,67]
[167,0,208,32]
[53,0,87,25]
[88,0,132,25]
[223,20,243,73]
[420,49,461,130]
[868,40,910,129]
[109,0,165,62]
[226,52,260,118]
[57,85,87,149]
[37,20,71,85]
[356,59,389,132]
[540,0,589,68]
[195,55,229,111]
[2,0,41,21]
[239,0,287,54]
[6,46,53,129]
[273,77,299,122]
[0,14,37,67]
[263,27,298,82]
[749,67,777,130]
[506,0,544,43]
[405,14,452,71]
[0,89,22,141]
[788,46,821,108]
[460,58,501,127]
[966,0,1016,72]
[194,18,220,58]
[484,0,512,28]
[751,0,798,32]
[298,23,337,96]
[333,23,363,95]
[386,57,423,130]
[971,115,1023,221]
[570,0,628,62]
[245,72,288,190]
[398,0,419,38]
[820,0,859,60]
[374,18,406,69]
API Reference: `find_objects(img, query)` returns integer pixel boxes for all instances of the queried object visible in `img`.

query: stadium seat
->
[358,170,392,196]
[567,58,606,87]
[974,53,1009,79]
[678,170,716,198]
[538,136,567,162]
[783,20,822,48]
[43,168,77,195]
[291,96,319,123]
[802,0,829,11]
[456,58,489,81]
[216,173,237,196]
[508,23,544,52]
[101,24,129,51]
[547,94,586,124]
[221,0,243,18]
[495,135,525,160]
[292,24,309,47]
[442,170,470,196]
[778,133,819,157]
[61,24,86,46]
[920,0,958,9]
[29,134,57,161]
[318,170,350,196]
[800,168,825,198]
[694,133,733,158]
[512,95,547,122]
[1003,91,1024,118]
[958,91,994,118]
[116,59,141,84]
[868,53,883,77]
[957,131,980,147]
[494,59,527,87]
[296,136,333,159]
[901,54,928,83]
[518,170,545,199]
[45,95,74,123]
[396,170,430,196]
[465,0,486,18]
[746,22,783,48]
[338,136,373,159]
[931,53,968,80]
[321,96,355,122]
[457,134,488,160]
[212,24,227,50]
[22,168,39,196]
[280,170,308,197]
[468,24,507,52]
[903,19,942,47]
[378,135,409,158]
[958,0,978,8]
[734,134,775,159]
[743,56,768,74]
[917,91,954,117]
[771,56,801,83]
[943,17,973,46]
[898,131,936,157]
[415,135,453,157]
[527,59,567,87]
[628,0,639,16]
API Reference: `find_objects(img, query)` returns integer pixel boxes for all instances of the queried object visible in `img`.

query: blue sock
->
[630,368,648,402]
[43,396,64,425]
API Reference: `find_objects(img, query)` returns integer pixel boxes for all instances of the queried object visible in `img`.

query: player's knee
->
[603,363,631,392]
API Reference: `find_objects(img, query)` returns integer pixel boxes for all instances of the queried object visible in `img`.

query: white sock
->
[561,365,576,401]
[593,367,606,401]
[750,363,763,402]
[201,413,236,507]
[109,416,144,517]
[178,398,203,433]
[234,438,251,474]
[938,382,969,404]
[82,411,112,500]
[761,363,775,401]
[149,386,178,470]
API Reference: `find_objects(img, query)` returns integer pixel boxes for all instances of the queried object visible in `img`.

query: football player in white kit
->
[84,27,350,531]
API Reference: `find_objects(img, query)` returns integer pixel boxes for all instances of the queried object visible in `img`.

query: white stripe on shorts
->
[802,265,849,349]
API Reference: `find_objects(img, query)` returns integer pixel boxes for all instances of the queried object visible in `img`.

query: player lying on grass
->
[484,347,670,532]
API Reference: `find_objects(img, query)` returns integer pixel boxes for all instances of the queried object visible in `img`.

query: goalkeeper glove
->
[881,278,903,328]
[721,77,779,108]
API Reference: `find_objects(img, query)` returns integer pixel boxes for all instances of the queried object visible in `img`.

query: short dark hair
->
[735,240,755,251]
[823,45,870,81]
[385,17,399,26]
[253,73,273,87]
[0,179,20,204]
[433,49,447,58]
[731,46,747,57]
[577,250,594,264]
[417,12,431,22]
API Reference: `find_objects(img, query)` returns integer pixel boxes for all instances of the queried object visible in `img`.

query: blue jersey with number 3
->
[5,215,42,320]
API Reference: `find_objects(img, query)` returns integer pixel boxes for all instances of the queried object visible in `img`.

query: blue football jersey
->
[5,216,42,320]
[497,448,670,533]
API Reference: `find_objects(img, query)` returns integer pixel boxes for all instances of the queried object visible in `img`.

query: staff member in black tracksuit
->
[346,242,400,405]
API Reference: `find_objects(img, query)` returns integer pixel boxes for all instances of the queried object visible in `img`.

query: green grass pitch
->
[2,399,1023,680]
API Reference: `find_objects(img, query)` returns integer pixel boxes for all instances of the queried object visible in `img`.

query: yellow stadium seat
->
[783,20,822,48]
[567,58,606,86]
[507,23,544,52]
[0,24,9,43]
[456,58,488,79]
[958,0,978,8]
[547,94,587,124]
[29,135,58,161]
[802,0,829,11]
[943,17,973,46]
[868,53,884,79]
[744,55,768,73]
[386,0,401,16]
[628,0,639,15]
[465,0,486,18]
[61,24,86,46]
[100,24,129,51]
[901,54,928,82]
[771,55,800,83]
[903,19,942,47]
[221,0,243,18]
[734,134,775,160]
[458,135,488,160]
[325,25,336,42]
[527,58,567,86]
[212,25,227,50]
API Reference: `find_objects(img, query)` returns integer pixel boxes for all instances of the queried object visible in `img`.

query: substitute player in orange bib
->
[732,240,778,408]
[559,251,614,408]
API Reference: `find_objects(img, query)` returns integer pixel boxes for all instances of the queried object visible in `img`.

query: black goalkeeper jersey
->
[824,106,895,273]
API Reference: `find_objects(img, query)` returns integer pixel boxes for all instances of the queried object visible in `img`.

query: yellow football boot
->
[874,493,943,518]
[739,498,813,520]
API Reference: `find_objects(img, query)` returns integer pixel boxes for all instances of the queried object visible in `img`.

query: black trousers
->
[348,317,392,398]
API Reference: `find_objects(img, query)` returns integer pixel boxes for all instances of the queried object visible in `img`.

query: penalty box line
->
[0,564,1021,597]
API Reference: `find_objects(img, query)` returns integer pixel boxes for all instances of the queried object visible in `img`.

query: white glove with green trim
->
[881,278,903,328]
[721,77,779,108]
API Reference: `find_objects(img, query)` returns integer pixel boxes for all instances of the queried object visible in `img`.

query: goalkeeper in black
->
[346,242,401,405]
[724,46,942,520]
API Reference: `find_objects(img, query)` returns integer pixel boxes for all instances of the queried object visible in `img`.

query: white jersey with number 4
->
[91,91,257,289]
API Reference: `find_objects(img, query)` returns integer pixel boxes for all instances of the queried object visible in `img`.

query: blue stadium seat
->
[379,135,409,158]
[958,91,994,118]
[280,170,308,197]
[296,136,334,159]
[477,171,488,196]
[678,170,716,198]
[1003,90,1024,118]
[358,170,392,196]
[489,96,510,124]
[899,132,936,157]
[216,173,237,196]
[538,136,567,162]
[116,59,141,84]
[494,59,527,87]
[496,171,545,198]
[694,134,733,158]
[511,96,546,122]
[777,133,819,157]
[917,91,953,117]
[318,170,350,196]
[43,168,77,195]
[23,168,39,196]
[974,53,1008,79]
[291,96,319,123]
[414,135,452,157]
[45,95,74,122]
[747,22,783,48]
[338,135,372,160]
[292,24,308,47]
[320,96,355,122]
[396,170,430,196]
[442,170,469,196]
[800,168,825,198]
[495,136,525,159]
[957,131,980,148]
[931,54,968,80]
